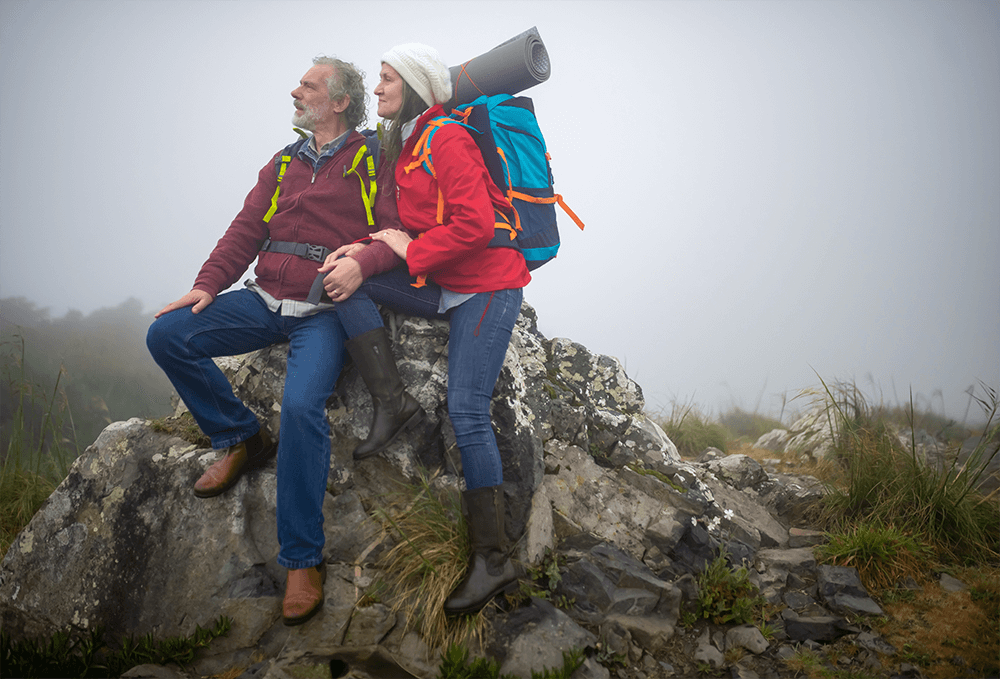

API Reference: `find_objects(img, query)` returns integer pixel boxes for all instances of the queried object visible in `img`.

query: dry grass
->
[728,440,845,485]
[369,471,490,650]
[876,565,1000,679]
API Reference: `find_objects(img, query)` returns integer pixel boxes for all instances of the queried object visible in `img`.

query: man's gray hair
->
[312,56,367,129]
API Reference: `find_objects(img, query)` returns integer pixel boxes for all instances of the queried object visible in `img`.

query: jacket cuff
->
[352,241,401,280]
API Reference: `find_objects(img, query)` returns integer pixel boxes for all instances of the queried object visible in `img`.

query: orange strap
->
[507,189,586,231]
[410,233,428,288]
[454,61,486,101]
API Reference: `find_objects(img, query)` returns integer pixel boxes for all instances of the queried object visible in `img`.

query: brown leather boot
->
[283,563,327,626]
[346,327,424,460]
[443,485,518,616]
[193,429,276,498]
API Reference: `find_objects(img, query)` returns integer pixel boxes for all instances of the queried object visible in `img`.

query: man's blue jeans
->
[336,269,523,489]
[146,289,344,570]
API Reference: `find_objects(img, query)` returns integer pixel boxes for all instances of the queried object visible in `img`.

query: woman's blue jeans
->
[146,289,343,570]
[336,268,523,490]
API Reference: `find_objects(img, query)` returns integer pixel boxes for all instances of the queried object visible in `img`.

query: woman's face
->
[374,63,404,119]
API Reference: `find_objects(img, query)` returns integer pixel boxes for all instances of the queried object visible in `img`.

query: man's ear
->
[332,96,350,114]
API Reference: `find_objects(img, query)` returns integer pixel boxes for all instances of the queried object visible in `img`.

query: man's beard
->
[292,102,327,131]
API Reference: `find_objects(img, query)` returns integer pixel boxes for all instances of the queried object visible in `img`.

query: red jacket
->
[397,106,531,293]
[194,131,401,301]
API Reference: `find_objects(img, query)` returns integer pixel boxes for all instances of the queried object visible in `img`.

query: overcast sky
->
[1,0,997,422]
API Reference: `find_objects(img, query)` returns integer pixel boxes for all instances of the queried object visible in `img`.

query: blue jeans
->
[336,268,523,490]
[146,288,344,570]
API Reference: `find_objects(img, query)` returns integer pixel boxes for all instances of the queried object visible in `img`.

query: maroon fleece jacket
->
[193,131,401,301]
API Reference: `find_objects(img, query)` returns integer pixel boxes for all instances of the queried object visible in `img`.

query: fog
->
[1,0,997,422]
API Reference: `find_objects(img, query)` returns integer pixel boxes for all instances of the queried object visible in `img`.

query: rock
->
[938,572,968,593]
[817,565,883,616]
[725,625,769,654]
[754,428,790,452]
[693,627,724,668]
[491,598,600,679]
[0,301,967,679]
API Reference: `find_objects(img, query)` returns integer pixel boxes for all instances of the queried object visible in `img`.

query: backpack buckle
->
[306,244,326,262]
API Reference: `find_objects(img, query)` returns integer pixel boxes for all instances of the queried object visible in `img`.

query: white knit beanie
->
[382,43,453,108]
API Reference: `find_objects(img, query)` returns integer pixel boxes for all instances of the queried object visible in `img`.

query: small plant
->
[530,649,585,679]
[757,619,779,641]
[437,643,505,678]
[590,640,627,670]
[694,545,768,626]
[435,644,585,679]
[0,615,231,678]
[695,660,718,676]
[521,548,573,608]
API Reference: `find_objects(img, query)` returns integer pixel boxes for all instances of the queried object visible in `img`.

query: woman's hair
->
[312,56,368,129]
[381,74,431,165]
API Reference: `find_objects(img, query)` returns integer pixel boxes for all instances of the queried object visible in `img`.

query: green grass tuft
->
[0,615,231,678]
[815,378,1000,564]
[1,337,78,558]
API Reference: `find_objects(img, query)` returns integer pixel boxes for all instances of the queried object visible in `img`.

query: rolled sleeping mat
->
[448,27,550,107]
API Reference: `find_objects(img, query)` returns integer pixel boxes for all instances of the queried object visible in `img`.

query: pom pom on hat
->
[382,43,453,107]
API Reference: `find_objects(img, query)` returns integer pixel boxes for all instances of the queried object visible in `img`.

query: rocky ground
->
[3,304,997,679]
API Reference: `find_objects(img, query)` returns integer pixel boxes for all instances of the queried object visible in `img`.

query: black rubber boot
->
[346,327,424,460]
[444,485,518,616]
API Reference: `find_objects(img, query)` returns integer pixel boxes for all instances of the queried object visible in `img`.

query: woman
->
[318,43,529,615]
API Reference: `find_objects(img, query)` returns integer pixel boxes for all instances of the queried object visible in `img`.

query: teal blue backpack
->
[403,94,584,270]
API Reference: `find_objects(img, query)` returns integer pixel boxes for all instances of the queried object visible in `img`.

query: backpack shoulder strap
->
[402,117,480,226]
[263,137,309,223]
[403,117,477,178]
[360,128,381,169]
[344,130,381,227]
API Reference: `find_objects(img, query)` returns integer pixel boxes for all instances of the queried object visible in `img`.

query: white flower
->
[724,508,735,520]
[691,517,698,527]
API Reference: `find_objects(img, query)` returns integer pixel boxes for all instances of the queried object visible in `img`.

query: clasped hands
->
[319,229,412,302]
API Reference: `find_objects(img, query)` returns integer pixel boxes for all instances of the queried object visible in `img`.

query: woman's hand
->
[323,242,365,265]
[370,229,413,260]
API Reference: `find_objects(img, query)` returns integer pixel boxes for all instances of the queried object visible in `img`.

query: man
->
[146,57,400,626]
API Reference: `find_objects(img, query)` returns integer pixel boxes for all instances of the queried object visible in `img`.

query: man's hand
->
[321,256,363,302]
[155,289,214,317]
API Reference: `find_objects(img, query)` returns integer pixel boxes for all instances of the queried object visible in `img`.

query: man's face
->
[374,63,404,119]
[291,65,337,130]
